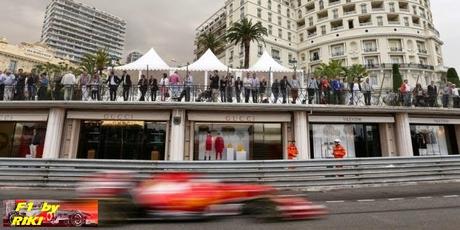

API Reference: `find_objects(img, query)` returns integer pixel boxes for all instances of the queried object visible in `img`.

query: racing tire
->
[243,198,281,222]
[69,213,85,227]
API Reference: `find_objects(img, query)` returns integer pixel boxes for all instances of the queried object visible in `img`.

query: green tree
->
[343,64,368,82]
[94,48,111,75]
[198,32,224,54]
[225,18,268,68]
[446,68,460,86]
[314,60,344,80]
[392,64,403,91]
[80,54,96,75]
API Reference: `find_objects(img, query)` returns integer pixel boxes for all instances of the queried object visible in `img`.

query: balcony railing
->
[331,51,345,57]
[363,47,378,52]
[418,49,428,54]
[0,82,450,108]
[390,47,403,52]
[363,63,435,70]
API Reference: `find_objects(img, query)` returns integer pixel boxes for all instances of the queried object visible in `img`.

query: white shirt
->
[352,83,360,91]
[61,73,76,85]
[453,88,459,97]
[160,77,169,86]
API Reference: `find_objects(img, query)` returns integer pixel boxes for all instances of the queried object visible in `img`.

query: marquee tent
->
[115,48,170,71]
[181,49,229,86]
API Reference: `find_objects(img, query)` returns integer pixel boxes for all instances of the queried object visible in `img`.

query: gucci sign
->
[225,115,256,122]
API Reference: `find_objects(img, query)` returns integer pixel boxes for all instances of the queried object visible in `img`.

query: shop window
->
[0,122,46,158]
[77,121,167,160]
[410,125,459,156]
[309,124,381,159]
[194,123,282,161]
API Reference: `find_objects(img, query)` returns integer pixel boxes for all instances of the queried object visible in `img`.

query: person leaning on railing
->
[259,77,268,103]
[3,71,15,101]
[120,71,132,101]
[427,81,438,107]
[14,69,26,101]
[234,76,243,103]
[290,75,300,104]
[442,82,452,108]
[26,74,37,101]
[226,75,234,103]
[272,79,280,103]
[37,73,49,101]
[251,73,260,103]
[89,74,101,101]
[61,71,76,101]
[148,76,159,102]
[280,76,291,104]
[210,70,220,102]
[78,72,90,101]
[452,84,460,108]
[243,72,252,103]
[307,76,319,104]
[138,74,148,101]
[159,73,169,102]
[220,75,228,103]
[412,83,425,107]
[361,78,373,106]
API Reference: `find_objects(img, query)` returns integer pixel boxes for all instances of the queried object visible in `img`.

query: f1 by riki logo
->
[11,202,60,226]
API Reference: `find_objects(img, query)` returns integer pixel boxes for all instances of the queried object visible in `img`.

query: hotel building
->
[40,0,126,64]
[196,0,446,89]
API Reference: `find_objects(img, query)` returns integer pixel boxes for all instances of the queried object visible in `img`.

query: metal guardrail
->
[1,156,460,190]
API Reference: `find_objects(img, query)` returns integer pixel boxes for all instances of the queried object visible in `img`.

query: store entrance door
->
[78,121,167,160]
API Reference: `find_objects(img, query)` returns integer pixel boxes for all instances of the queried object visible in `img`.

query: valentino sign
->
[103,113,134,120]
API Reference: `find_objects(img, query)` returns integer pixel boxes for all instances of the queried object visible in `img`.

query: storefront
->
[65,111,170,160]
[409,117,460,156]
[308,115,396,159]
[0,112,48,158]
[188,112,290,161]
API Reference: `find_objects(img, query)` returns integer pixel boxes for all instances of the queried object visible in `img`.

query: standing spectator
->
[307,76,319,104]
[413,83,425,107]
[243,73,252,103]
[209,70,220,102]
[350,79,361,105]
[272,79,280,103]
[251,73,260,103]
[138,75,148,101]
[234,76,243,103]
[320,76,330,104]
[180,72,193,102]
[427,81,438,107]
[331,77,342,104]
[259,77,267,103]
[400,79,412,107]
[226,75,233,103]
[90,74,101,101]
[169,71,181,100]
[26,74,37,100]
[61,71,76,101]
[290,75,300,104]
[280,76,292,104]
[361,78,373,106]
[120,71,132,101]
[78,71,90,101]
[3,71,15,101]
[14,69,26,100]
[159,73,169,101]
[106,71,120,101]
[220,75,228,102]
[0,70,5,101]
[53,75,63,100]
[452,84,460,108]
[37,73,49,100]
[442,82,452,108]
[149,77,159,102]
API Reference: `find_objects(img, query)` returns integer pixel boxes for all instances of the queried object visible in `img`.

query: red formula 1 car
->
[77,171,326,222]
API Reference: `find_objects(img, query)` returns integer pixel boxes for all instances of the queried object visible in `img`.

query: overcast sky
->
[0,0,458,69]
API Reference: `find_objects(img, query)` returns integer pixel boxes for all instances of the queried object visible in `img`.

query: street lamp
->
[289,58,298,77]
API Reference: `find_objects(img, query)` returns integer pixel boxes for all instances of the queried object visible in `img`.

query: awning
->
[115,48,170,71]
[182,49,229,71]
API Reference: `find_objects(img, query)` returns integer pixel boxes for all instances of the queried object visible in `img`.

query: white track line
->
[388,198,405,201]
[416,196,432,199]
[326,200,345,203]
[443,195,459,198]
[357,199,375,202]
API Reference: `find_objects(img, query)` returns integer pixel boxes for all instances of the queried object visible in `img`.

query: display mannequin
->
[29,129,39,158]
[205,132,213,160]
[214,133,225,160]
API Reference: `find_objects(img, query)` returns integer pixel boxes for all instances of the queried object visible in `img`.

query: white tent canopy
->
[244,50,294,72]
[183,49,229,71]
[115,48,170,71]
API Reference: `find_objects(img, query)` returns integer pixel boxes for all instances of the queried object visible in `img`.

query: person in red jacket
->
[214,133,225,160]
[205,132,213,160]
[332,139,347,159]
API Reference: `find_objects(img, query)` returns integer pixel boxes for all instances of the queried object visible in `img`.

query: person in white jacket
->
[61,72,76,101]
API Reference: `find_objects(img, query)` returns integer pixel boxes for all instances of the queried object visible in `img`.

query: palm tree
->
[94,48,111,75]
[225,18,268,68]
[198,32,224,54]
[80,53,96,75]
[43,62,58,78]
[314,60,344,80]
[343,64,368,82]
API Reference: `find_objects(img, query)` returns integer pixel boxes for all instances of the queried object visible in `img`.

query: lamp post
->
[289,58,298,77]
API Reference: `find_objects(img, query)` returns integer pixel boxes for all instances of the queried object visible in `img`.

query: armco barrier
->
[1,156,460,190]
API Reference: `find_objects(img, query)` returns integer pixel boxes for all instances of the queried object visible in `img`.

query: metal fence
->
[1,156,460,190]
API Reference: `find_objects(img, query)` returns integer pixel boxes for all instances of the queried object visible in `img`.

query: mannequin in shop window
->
[28,129,40,158]
[215,133,225,161]
[205,131,213,161]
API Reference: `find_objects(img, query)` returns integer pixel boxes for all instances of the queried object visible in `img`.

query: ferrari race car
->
[77,171,327,223]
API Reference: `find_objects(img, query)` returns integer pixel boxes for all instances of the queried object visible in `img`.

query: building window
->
[410,125,459,156]
[257,8,262,18]
[278,28,283,39]
[268,25,273,35]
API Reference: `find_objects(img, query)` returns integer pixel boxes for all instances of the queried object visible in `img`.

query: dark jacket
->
[272,82,280,94]
[427,85,437,96]
[220,79,227,90]
[138,78,148,90]
[234,79,243,91]
[149,79,159,91]
[210,75,219,89]
[121,74,132,86]
[106,75,120,86]
[280,79,291,90]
